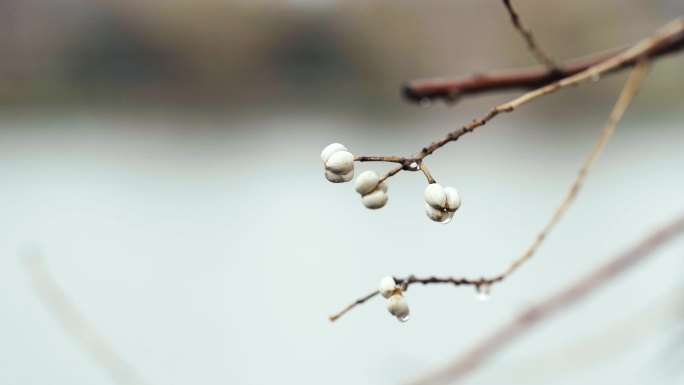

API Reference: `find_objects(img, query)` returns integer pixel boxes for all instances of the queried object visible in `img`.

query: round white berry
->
[425,203,448,222]
[378,276,396,298]
[325,169,353,183]
[355,170,380,195]
[387,294,409,319]
[325,150,354,174]
[362,189,388,209]
[444,187,461,211]
[321,143,347,163]
[424,183,446,209]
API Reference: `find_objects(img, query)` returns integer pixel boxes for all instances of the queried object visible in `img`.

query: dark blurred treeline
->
[0,0,682,111]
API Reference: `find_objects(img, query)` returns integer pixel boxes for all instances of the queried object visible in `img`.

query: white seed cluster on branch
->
[424,183,461,223]
[321,143,354,183]
[355,170,388,209]
[378,276,410,322]
[320,143,462,222]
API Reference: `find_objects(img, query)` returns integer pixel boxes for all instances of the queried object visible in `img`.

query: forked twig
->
[329,59,649,322]
[372,18,682,184]
[409,213,684,385]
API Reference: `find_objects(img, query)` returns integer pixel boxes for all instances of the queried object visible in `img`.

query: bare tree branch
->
[402,18,683,103]
[24,253,151,385]
[329,58,649,322]
[366,18,682,184]
[409,213,684,385]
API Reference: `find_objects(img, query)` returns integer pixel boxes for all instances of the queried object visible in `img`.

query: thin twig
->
[409,213,684,385]
[328,59,649,322]
[501,0,560,69]
[402,19,683,103]
[355,155,405,163]
[380,18,683,183]
[24,253,151,385]
[328,290,380,322]
[495,59,649,280]
[419,161,436,184]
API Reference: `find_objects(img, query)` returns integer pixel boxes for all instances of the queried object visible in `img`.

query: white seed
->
[321,143,347,163]
[325,169,353,183]
[424,183,446,209]
[362,189,388,209]
[444,187,461,211]
[378,276,396,298]
[325,150,354,174]
[425,203,448,222]
[355,170,380,195]
[387,294,409,319]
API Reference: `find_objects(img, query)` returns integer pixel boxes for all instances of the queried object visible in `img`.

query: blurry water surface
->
[0,104,683,385]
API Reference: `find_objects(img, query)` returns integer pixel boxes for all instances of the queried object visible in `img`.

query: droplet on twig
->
[397,314,410,322]
[591,73,601,82]
[419,98,432,108]
[475,283,491,301]
[407,161,420,171]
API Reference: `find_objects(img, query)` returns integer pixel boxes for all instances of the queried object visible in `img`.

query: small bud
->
[424,183,447,209]
[321,143,347,163]
[378,276,396,298]
[444,187,461,211]
[325,150,354,174]
[362,189,388,209]
[325,169,353,183]
[355,170,380,195]
[387,294,410,321]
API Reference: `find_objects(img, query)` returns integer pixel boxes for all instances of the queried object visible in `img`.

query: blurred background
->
[1,0,683,384]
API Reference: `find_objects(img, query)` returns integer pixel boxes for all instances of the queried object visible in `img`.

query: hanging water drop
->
[591,73,601,82]
[475,283,491,301]
[408,161,420,171]
[439,211,454,224]
[397,314,410,322]
[419,98,432,108]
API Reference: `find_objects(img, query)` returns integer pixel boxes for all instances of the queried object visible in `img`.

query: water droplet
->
[439,211,454,224]
[397,314,410,322]
[419,98,432,108]
[590,73,601,82]
[407,162,420,171]
[476,284,491,301]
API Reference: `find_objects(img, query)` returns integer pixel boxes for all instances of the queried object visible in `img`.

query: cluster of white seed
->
[355,170,388,209]
[321,143,460,222]
[424,183,461,223]
[321,143,354,183]
[378,276,409,322]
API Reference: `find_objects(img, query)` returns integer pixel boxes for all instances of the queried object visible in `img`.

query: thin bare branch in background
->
[497,292,684,382]
[409,213,684,385]
[501,0,560,69]
[24,253,151,385]
[328,46,651,323]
